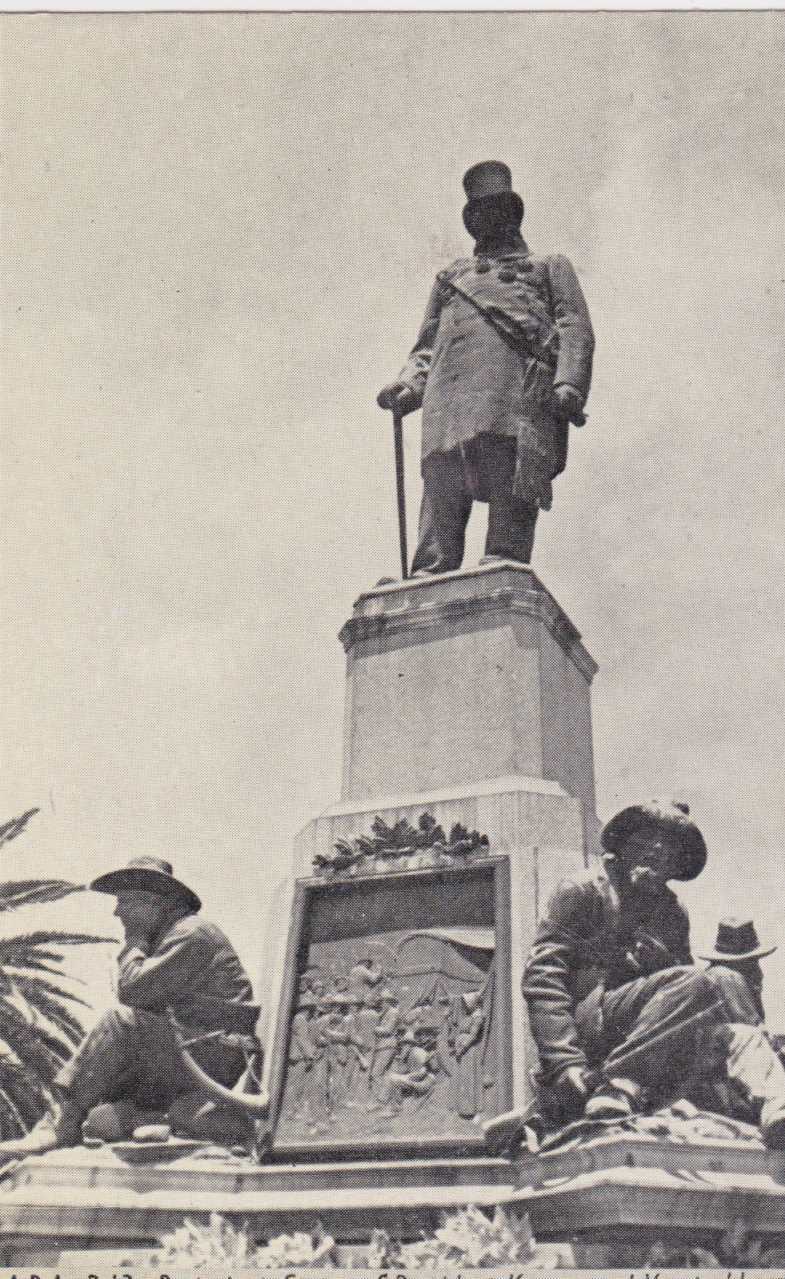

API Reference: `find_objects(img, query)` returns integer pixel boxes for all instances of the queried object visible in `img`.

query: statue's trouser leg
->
[411,449,472,574]
[718,1024,785,1132]
[590,966,722,1093]
[55,1005,245,1118]
[701,966,785,1134]
[703,964,763,1025]
[475,436,538,564]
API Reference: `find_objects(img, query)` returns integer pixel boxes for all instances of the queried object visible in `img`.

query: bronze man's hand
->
[377,380,419,416]
[554,1064,590,1111]
[553,384,586,426]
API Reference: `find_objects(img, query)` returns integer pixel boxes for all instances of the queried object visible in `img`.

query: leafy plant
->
[147,1206,570,1270]
[647,1220,785,1267]
[368,1204,573,1269]
[150,1215,337,1268]
[0,809,112,1138]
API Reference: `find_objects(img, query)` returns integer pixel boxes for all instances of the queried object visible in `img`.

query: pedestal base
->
[3,1134,785,1266]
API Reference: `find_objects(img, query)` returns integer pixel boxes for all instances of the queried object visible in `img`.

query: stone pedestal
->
[512,1126,785,1262]
[4,1133,785,1266]
[0,563,608,1262]
[289,780,587,1122]
[260,563,601,1135]
[338,562,597,818]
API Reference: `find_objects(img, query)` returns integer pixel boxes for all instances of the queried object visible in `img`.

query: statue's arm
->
[522,878,597,1084]
[671,898,694,966]
[117,916,212,1009]
[394,277,448,407]
[546,254,595,402]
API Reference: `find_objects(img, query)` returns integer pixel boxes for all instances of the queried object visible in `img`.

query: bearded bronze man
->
[378,161,594,575]
[521,801,785,1148]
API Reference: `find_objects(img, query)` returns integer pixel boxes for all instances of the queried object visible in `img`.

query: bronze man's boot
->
[0,1095,85,1164]
[584,1076,643,1120]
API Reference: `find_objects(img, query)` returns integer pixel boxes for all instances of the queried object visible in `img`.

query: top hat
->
[90,856,201,912]
[462,161,524,236]
[700,918,776,963]
[600,800,707,882]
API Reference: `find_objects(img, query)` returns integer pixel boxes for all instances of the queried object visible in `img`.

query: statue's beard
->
[628,865,668,893]
[473,225,524,256]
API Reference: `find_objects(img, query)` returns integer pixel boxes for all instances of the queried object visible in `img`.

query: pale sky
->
[2,14,785,1027]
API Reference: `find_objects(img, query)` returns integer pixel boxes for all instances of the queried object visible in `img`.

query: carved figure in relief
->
[322,993,354,1112]
[284,993,318,1121]
[369,987,402,1102]
[452,990,488,1119]
[374,1027,441,1116]
[303,998,333,1133]
[377,161,594,575]
[521,801,785,1148]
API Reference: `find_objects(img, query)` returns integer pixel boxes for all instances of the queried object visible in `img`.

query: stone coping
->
[340,561,597,681]
[4,1149,513,1194]
[513,1164,785,1237]
[320,773,569,820]
[4,1139,785,1253]
[515,1129,785,1188]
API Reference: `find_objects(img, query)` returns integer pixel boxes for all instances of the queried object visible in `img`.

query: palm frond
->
[0,879,85,914]
[10,979,85,1045]
[0,955,72,978]
[0,1059,51,1139]
[0,809,40,851]
[0,1009,68,1082]
[0,809,108,1138]
[0,930,115,952]
[0,996,74,1064]
[4,970,89,1008]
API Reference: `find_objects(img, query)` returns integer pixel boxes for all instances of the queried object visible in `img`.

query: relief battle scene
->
[272,861,510,1151]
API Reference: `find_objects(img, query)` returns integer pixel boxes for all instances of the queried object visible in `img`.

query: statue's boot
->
[0,1098,84,1164]
[722,1024,785,1150]
[584,1076,642,1120]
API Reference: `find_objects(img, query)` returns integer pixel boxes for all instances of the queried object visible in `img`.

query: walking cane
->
[391,408,409,580]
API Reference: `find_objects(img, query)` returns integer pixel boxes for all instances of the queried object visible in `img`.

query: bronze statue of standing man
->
[378,162,594,576]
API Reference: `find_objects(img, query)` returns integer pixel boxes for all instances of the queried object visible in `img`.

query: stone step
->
[515,1131,785,1188]
[514,1164,785,1240]
[6,1149,513,1194]
[0,1174,521,1251]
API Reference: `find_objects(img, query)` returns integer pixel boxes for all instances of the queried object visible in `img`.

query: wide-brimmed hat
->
[90,856,201,911]
[700,918,776,963]
[601,800,707,882]
[462,161,524,236]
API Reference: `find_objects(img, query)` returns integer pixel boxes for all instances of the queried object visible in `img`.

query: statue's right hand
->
[377,380,419,415]
[555,1065,590,1108]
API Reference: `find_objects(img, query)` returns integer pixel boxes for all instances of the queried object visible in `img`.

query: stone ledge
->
[340,562,597,681]
[6,1149,513,1194]
[515,1130,785,1188]
[0,1174,521,1247]
[513,1164,785,1239]
[322,774,569,820]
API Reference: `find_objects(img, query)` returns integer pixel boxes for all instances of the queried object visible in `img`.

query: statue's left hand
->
[553,384,586,426]
[377,380,419,416]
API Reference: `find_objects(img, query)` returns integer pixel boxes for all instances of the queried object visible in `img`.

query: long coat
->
[521,867,692,1084]
[118,907,260,1034]
[398,240,594,510]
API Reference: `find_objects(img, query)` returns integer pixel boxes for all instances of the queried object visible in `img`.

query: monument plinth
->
[338,562,597,814]
[279,562,598,1146]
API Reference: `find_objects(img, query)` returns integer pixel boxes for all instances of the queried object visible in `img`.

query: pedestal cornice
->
[339,562,597,682]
